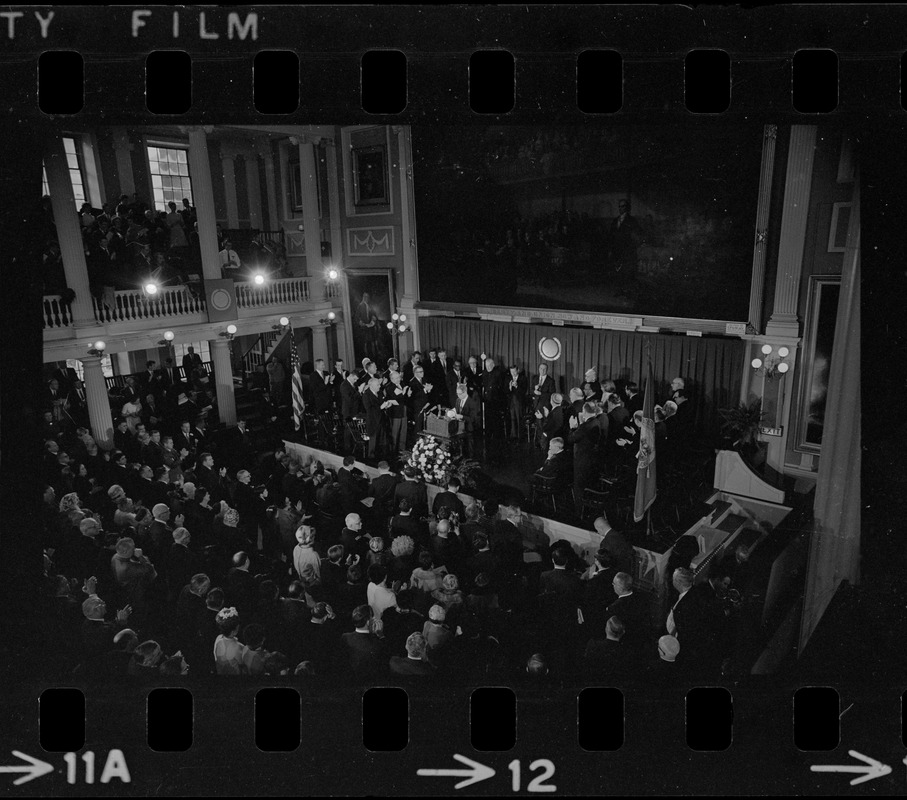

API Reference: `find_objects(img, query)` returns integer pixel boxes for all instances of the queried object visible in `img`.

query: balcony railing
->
[94,286,207,324]
[44,295,73,329]
[235,277,310,308]
[44,277,320,330]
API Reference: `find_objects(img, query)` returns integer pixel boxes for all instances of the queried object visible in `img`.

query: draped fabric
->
[799,174,861,652]
[420,317,746,434]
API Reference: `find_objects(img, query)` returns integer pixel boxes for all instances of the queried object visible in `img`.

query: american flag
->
[289,329,305,430]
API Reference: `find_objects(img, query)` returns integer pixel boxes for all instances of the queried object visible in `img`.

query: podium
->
[419,411,465,457]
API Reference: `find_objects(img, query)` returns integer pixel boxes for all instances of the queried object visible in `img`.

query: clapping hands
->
[116,605,133,623]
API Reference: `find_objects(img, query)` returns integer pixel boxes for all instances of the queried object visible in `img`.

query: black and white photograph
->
[0,4,903,798]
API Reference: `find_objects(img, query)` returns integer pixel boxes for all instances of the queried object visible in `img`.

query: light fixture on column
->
[87,340,106,357]
[326,267,340,282]
[220,324,238,341]
[157,330,175,346]
[253,272,266,286]
[143,281,159,296]
[751,344,790,378]
[388,313,410,363]
[319,311,337,326]
[272,316,291,332]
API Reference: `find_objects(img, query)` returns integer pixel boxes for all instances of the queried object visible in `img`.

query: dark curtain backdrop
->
[420,317,745,434]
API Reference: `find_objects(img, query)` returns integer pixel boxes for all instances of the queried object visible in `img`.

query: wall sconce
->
[157,330,175,346]
[220,324,238,341]
[751,344,790,378]
[319,311,337,326]
[388,312,410,335]
[87,340,106,357]
[326,267,340,282]
[252,272,266,286]
[272,316,291,332]
[143,281,159,297]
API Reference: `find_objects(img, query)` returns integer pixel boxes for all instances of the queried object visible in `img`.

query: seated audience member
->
[432,477,466,519]
[389,632,435,678]
[213,607,248,675]
[366,563,398,622]
[584,616,632,680]
[293,525,321,582]
[341,604,386,679]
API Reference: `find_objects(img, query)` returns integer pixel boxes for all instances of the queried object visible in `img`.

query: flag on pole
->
[289,328,305,431]
[633,359,657,523]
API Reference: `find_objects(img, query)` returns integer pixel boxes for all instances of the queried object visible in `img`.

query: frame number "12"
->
[508,759,556,792]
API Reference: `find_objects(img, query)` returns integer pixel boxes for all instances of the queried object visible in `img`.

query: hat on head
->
[224,508,240,527]
[658,635,680,662]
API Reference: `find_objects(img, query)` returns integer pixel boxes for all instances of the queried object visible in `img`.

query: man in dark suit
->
[606,572,651,653]
[310,359,334,414]
[160,357,181,389]
[506,365,529,440]
[568,402,603,516]
[431,477,466,519]
[407,365,432,435]
[446,359,466,407]
[594,515,635,576]
[337,456,369,509]
[173,420,197,456]
[481,357,505,439]
[539,393,568,449]
[339,372,363,453]
[182,346,203,379]
[451,382,481,456]
[624,381,643,416]
[362,378,384,459]
[464,356,483,396]
[393,467,428,518]
[581,368,603,403]
[531,363,556,413]
[533,437,571,487]
[389,632,436,678]
[341,605,387,680]
[225,551,257,617]
[389,498,427,547]
[369,462,399,519]
[331,359,348,408]
[667,567,713,672]
[66,379,90,429]
[425,347,447,406]
[539,548,583,607]
[581,549,618,639]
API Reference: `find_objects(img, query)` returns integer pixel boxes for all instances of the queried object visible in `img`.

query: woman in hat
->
[213,607,248,675]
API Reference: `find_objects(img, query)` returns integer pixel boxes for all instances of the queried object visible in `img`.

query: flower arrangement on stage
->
[404,436,454,486]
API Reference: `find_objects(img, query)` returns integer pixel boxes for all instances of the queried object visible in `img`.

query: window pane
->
[177,162,188,176]
[151,174,162,188]
[177,150,187,163]
[63,137,76,154]
[181,178,192,193]
[66,154,79,170]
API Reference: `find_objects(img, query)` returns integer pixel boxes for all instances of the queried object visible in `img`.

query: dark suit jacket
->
[599,528,635,575]
[407,378,430,418]
[369,473,400,515]
[394,480,428,517]
[340,379,362,419]
[446,370,467,406]
[534,451,571,486]
[310,371,333,413]
[506,371,529,410]
[481,367,505,407]
[542,404,567,442]
[539,568,583,607]
[389,656,435,677]
[432,490,465,520]
[362,389,384,437]
[530,374,556,412]
[341,631,387,678]
[568,418,602,476]
[453,392,481,433]
[606,591,652,648]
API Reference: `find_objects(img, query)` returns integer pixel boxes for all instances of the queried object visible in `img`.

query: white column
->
[45,135,96,326]
[245,152,263,230]
[221,151,240,229]
[298,139,323,277]
[210,338,237,425]
[115,351,131,376]
[82,356,114,449]
[766,125,817,337]
[187,127,222,281]
[334,318,352,368]
[395,126,420,351]
[311,324,329,363]
[263,147,280,232]
[747,124,779,332]
[111,127,135,196]
[325,137,343,267]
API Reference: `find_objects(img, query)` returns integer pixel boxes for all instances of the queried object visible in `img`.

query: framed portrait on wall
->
[352,144,389,206]
[794,275,842,453]
[345,268,396,368]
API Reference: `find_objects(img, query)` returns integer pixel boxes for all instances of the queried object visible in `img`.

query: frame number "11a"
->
[508,759,556,793]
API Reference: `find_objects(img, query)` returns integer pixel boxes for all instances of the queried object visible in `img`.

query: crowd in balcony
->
[37,192,292,303]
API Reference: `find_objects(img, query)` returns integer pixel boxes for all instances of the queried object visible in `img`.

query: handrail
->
[93,285,207,324]
[235,276,310,308]
[43,295,73,329]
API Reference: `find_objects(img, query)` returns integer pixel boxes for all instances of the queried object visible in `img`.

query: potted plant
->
[718,399,767,466]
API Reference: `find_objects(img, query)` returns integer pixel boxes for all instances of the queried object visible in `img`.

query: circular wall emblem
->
[538,336,562,362]
[210,288,233,311]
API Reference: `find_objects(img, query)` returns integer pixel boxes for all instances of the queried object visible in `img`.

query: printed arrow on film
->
[810,750,891,786]
[417,753,496,789]
[0,751,55,786]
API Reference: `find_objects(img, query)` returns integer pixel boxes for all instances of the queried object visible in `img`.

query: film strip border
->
[1,6,905,121]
